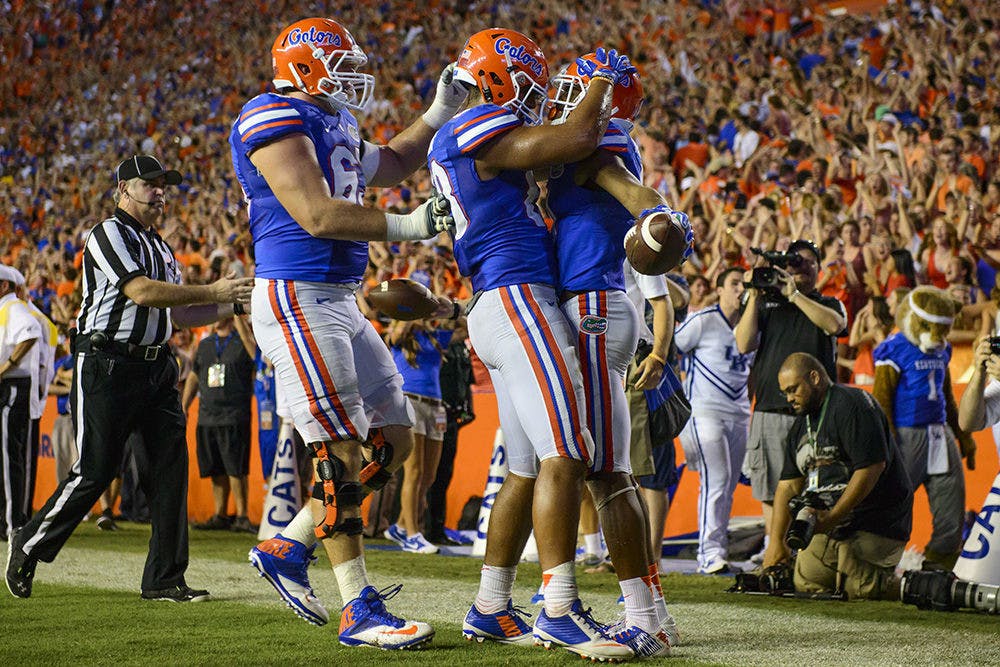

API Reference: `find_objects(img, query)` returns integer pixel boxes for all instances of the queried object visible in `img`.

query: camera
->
[988,336,1000,355]
[745,247,805,294]
[901,569,1000,614]
[785,489,840,550]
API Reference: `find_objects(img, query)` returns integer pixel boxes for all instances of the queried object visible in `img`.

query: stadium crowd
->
[1,0,998,545]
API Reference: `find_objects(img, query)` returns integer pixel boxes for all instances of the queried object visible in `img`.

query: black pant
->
[19,349,190,592]
[0,376,32,537]
[425,418,459,538]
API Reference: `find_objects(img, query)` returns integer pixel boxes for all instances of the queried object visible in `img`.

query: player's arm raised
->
[589,152,665,217]
[476,76,613,173]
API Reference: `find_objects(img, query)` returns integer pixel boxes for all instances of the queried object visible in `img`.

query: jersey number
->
[329,145,364,204]
[927,369,938,402]
[429,159,471,239]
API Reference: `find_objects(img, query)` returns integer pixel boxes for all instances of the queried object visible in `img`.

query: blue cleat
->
[462,600,534,644]
[532,600,633,662]
[249,534,328,626]
[339,584,434,650]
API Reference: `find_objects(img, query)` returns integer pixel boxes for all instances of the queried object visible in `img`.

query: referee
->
[6,155,254,602]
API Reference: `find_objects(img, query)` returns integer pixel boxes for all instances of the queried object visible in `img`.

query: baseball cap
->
[0,265,18,286]
[115,155,182,185]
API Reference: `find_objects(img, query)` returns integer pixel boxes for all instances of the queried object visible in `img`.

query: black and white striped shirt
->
[78,208,182,345]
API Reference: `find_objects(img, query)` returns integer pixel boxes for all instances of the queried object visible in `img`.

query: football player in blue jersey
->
[545,53,692,657]
[231,17,469,650]
[428,29,637,661]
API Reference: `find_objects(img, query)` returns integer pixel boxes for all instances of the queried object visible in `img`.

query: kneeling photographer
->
[762,352,914,600]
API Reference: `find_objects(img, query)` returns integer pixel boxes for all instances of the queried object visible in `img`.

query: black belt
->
[75,332,168,361]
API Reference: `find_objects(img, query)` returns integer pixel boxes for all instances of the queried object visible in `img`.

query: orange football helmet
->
[550,53,644,124]
[271,18,374,111]
[453,28,550,126]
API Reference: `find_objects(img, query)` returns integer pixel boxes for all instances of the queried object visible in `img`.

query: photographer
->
[763,353,913,600]
[735,240,847,556]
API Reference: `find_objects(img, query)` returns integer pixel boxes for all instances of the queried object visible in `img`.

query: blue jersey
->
[392,330,454,399]
[427,104,557,292]
[230,93,369,283]
[549,119,643,293]
[873,332,950,427]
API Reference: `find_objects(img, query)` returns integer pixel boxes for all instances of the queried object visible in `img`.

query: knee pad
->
[308,443,363,538]
[359,428,395,491]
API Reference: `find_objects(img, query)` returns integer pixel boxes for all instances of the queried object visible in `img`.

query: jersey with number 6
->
[427,103,557,292]
[230,93,369,283]
[873,332,950,427]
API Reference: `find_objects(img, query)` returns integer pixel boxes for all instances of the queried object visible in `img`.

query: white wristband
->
[385,203,430,241]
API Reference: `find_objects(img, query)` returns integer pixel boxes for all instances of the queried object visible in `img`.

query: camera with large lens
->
[901,569,1000,614]
[745,247,805,296]
[987,336,1000,355]
[786,489,841,550]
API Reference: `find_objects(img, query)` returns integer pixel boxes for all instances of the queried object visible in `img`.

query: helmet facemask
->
[307,44,374,111]
[506,68,549,127]
[549,65,585,125]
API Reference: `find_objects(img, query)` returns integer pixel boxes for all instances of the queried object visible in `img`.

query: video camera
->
[987,336,1000,355]
[745,247,806,295]
[901,569,999,614]
[785,488,843,551]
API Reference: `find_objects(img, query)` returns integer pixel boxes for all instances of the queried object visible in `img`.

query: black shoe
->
[193,514,231,530]
[96,509,119,532]
[6,529,37,599]
[229,516,258,534]
[141,585,210,602]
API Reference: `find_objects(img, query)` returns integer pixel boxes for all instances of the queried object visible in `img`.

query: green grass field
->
[2,522,997,666]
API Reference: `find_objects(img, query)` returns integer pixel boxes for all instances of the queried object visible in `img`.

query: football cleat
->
[339,584,434,650]
[605,612,672,658]
[249,534,329,626]
[660,613,681,647]
[462,600,534,644]
[532,600,633,662]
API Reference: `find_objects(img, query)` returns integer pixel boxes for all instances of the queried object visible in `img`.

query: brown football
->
[624,211,687,275]
[366,278,439,321]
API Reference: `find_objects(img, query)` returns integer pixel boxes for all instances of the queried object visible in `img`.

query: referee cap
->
[115,155,182,185]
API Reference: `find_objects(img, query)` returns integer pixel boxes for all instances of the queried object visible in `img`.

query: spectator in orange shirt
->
[672,130,709,180]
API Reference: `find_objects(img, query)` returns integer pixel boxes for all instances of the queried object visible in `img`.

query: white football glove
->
[422,62,471,129]
[384,190,455,241]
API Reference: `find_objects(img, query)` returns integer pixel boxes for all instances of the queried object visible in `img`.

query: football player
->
[231,17,466,650]
[545,52,691,657]
[427,28,635,661]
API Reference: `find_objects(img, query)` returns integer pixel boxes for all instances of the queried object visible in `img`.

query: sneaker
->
[576,550,604,568]
[462,601,534,644]
[401,532,439,555]
[230,516,259,534]
[6,529,37,599]
[96,509,118,532]
[249,534,329,626]
[749,544,767,565]
[193,514,231,530]
[383,523,407,546]
[338,584,434,650]
[532,600,633,662]
[141,585,210,602]
[697,559,731,575]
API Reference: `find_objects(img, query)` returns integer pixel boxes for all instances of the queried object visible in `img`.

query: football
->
[624,210,688,275]
[367,278,440,321]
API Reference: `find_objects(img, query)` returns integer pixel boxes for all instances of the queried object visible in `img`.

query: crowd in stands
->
[2,0,998,381]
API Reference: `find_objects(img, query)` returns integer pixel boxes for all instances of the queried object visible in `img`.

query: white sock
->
[333,556,370,606]
[648,563,669,625]
[620,577,659,632]
[281,505,318,547]
[542,562,578,617]
[474,564,517,613]
[583,532,602,557]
